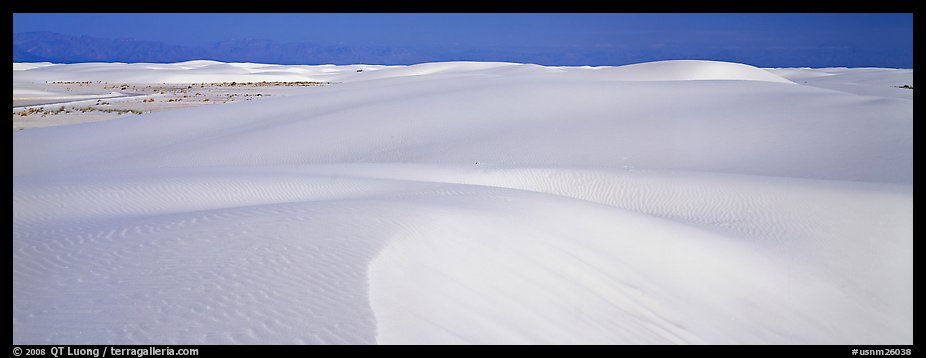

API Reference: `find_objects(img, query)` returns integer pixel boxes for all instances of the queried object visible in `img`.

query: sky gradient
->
[12,13,914,67]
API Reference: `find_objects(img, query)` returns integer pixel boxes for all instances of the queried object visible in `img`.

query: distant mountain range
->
[12,31,913,68]
[12,32,423,65]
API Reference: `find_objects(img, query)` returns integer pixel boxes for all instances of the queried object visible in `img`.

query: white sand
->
[13,60,912,344]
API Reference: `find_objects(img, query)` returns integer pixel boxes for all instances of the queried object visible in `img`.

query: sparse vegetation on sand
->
[16,105,144,117]
[51,81,93,85]
[16,78,331,128]
[209,81,330,87]
[17,107,45,116]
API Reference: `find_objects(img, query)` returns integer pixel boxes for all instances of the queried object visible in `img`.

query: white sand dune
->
[13,62,56,71]
[12,60,912,344]
[12,89,130,108]
[768,67,913,99]
[585,60,795,83]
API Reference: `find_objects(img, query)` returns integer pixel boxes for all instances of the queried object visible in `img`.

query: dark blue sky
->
[12,13,914,67]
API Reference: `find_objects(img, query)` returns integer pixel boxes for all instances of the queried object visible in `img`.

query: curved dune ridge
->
[586,60,795,83]
[13,62,56,71]
[13,60,912,344]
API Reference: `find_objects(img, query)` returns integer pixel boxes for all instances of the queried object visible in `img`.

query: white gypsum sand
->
[12,60,912,344]
[12,77,325,130]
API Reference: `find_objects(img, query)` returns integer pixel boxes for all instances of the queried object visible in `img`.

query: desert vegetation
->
[16,105,144,117]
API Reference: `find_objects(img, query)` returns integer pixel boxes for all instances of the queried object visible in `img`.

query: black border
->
[9,1,916,352]
[8,344,918,354]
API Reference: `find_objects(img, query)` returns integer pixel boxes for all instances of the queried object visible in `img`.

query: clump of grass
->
[18,107,45,116]
[98,108,143,115]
